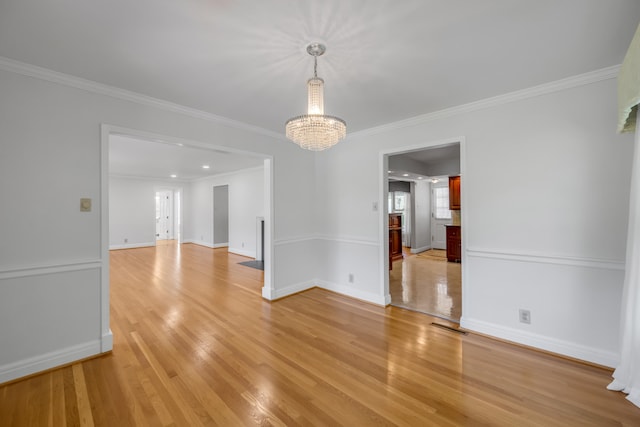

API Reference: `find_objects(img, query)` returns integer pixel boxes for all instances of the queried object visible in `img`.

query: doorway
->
[383,141,463,323]
[213,185,229,247]
[155,190,174,241]
[101,125,276,352]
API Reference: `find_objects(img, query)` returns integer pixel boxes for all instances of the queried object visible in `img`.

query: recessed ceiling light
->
[388,170,393,173]
[170,174,177,178]
[402,173,409,177]
[431,179,439,183]
[418,177,423,179]
[202,165,210,169]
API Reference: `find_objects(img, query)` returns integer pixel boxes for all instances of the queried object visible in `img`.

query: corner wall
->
[314,73,633,366]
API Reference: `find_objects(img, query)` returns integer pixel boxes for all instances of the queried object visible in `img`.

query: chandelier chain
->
[314,55,318,78]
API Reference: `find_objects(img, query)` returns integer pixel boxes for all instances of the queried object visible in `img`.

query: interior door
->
[155,190,173,240]
[430,183,451,249]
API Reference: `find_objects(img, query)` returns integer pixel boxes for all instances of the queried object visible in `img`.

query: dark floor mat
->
[238,260,264,271]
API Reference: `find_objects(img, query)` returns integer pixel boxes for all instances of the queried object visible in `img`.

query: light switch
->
[80,198,92,212]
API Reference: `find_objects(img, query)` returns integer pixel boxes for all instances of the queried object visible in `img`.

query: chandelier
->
[285,43,347,151]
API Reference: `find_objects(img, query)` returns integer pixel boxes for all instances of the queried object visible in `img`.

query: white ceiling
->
[109,135,264,181]
[2,1,639,178]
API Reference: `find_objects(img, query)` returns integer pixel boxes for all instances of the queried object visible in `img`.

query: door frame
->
[378,136,467,315]
[100,124,275,353]
[430,177,452,250]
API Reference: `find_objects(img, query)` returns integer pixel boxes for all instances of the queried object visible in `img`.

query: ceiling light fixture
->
[170,174,177,178]
[202,165,210,169]
[285,43,346,151]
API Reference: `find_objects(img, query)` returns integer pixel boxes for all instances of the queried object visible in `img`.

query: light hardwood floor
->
[390,249,462,322]
[1,242,639,426]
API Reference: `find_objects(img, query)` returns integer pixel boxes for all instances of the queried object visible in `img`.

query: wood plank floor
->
[390,249,462,322]
[1,242,639,426]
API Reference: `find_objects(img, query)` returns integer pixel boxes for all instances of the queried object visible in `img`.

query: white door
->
[430,183,451,249]
[155,190,173,240]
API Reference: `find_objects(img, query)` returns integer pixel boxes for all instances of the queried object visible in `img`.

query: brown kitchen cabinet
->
[389,213,403,266]
[449,176,461,210]
[446,225,461,263]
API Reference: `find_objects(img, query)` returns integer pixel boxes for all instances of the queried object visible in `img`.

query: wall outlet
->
[348,273,354,283]
[519,309,531,324]
[124,238,128,243]
[242,242,245,248]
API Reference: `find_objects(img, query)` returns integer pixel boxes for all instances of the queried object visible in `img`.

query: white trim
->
[0,56,284,141]
[0,340,103,384]
[183,239,215,249]
[0,260,102,280]
[466,248,625,271]
[263,279,391,306]
[273,235,317,246]
[460,317,618,368]
[410,245,432,254]
[109,242,155,251]
[273,235,380,247]
[189,166,265,183]
[314,235,379,247]
[353,65,620,138]
[228,247,255,258]
[316,280,389,306]
[213,243,229,249]
[268,281,316,300]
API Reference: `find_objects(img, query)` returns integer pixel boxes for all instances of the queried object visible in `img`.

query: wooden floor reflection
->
[389,249,462,322]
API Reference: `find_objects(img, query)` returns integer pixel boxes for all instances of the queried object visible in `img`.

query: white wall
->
[109,176,183,249]
[411,180,431,253]
[0,63,316,383]
[186,167,264,258]
[0,57,634,381]
[315,75,634,366]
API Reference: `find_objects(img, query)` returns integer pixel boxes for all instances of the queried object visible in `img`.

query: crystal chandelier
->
[285,43,347,151]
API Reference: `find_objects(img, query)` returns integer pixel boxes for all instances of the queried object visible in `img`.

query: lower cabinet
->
[446,225,461,263]
[389,213,403,266]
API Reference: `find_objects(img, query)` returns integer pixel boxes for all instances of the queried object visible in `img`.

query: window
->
[434,187,452,219]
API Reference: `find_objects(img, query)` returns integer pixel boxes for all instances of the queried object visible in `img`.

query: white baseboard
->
[0,340,103,384]
[263,281,315,301]
[315,280,388,306]
[410,245,432,254]
[184,239,215,249]
[212,243,229,248]
[101,330,113,352]
[262,279,389,306]
[228,247,255,258]
[460,317,619,368]
[109,241,155,250]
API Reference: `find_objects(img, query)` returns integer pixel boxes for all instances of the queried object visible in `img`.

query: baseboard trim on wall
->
[184,240,215,249]
[109,242,155,250]
[212,243,229,248]
[410,245,432,254]
[0,340,103,384]
[264,281,315,301]
[466,248,624,271]
[228,248,255,258]
[315,280,388,306]
[460,317,619,368]
[263,279,390,307]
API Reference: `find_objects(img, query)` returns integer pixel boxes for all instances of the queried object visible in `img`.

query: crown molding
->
[0,56,620,142]
[350,65,621,139]
[0,56,286,141]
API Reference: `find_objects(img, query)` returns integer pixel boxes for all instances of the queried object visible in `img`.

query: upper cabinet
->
[449,176,461,210]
